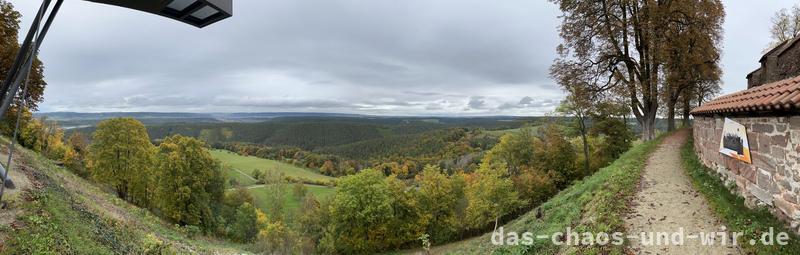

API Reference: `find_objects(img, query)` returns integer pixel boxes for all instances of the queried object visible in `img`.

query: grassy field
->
[484,127,533,137]
[425,132,664,254]
[682,136,800,255]
[210,149,335,184]
[248,184,336,213]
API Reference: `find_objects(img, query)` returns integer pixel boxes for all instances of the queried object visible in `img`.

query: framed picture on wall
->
[719,118,751,164]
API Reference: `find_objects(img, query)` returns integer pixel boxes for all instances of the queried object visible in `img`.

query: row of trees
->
[550,0,726,140]
[12,117,265,242]
[4,118,299,251]
[64,118,295,252]
[83,118,233,232]
[220,128,493,179]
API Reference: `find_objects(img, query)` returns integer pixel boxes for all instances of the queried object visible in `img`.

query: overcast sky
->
[10,0,798,116]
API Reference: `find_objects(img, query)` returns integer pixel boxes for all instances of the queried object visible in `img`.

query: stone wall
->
[778,43,800,82]
[693,116,800,231]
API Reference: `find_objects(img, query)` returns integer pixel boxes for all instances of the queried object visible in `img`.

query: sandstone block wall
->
[693,116,800,231]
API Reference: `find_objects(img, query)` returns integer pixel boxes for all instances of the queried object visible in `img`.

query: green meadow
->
[210,149,335,184]
[249,184,336,213]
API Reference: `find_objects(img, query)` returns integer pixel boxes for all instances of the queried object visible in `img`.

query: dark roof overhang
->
[84,0,232,28]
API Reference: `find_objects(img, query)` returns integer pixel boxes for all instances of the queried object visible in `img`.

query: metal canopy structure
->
[0,0,232,204]
[86,0,233,28]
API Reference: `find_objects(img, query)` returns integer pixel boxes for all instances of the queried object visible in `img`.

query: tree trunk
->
[579,117,590,177]
[666,84,676,132]
[640,113,657,141]
[682,93,691,127]
[666,98,676,132]
[581,132,590,175]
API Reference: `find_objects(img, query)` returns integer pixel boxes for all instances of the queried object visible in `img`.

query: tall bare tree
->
[768,4,800,50]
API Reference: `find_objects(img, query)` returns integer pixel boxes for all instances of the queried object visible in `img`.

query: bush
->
[230,202,259,243]
[251,169,263,180]
[292,182,307,199]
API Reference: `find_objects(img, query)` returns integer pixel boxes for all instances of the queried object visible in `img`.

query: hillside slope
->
[0,138,249,254]
[425,133,664,254]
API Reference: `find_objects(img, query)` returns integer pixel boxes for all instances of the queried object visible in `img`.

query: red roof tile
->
[691,75,800,115]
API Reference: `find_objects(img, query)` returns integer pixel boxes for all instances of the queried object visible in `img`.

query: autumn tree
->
[87,118,155,207]
[154,135,225,231]
[590,114,634,164]
[255,212,293,254]
[555,90,594,176]
[512,166,556,206]
[464,162,524,231]
[230,202,259,242]
[551,0,723,140]
[534,124,577,187]
[662,0,724,131]
[261,169,287,221]
[480,127,536,176]
[292,182,307,199]
[66,132,88,153]
[320,160,336,176]
[219,187,254,237]
[298,194,334,253]
[384,175,427,249]
[0,1,47,132]
[325,168,428,253]
[415,165,463,243]
[327,169,393,253]
[683,79,720,124]
[550,0,668,140]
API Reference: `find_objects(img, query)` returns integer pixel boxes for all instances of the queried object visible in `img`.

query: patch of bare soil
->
[0,151,37,251]
[625,130,740,255]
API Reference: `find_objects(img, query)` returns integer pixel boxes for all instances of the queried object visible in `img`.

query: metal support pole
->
[0,0,63,204]
[0,0,62,120]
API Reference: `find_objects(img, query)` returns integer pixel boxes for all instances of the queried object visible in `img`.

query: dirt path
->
[232,167,257,181]
[625,130,740,254]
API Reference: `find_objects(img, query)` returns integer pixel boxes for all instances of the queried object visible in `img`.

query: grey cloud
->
[466,96,487,110]
[497,102,518,110]
[496,96,559,111]
[519,96,534,105]
[13,0,786,115]
[16,0,561,114]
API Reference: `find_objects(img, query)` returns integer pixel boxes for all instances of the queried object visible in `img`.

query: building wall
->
[777,44,800,82]
[747,68,763,89]
[693,116,800,231]
[746,40,800,88]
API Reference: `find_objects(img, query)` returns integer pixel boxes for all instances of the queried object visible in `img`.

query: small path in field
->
[625,129,740,255]
[227,183,330,191]
[231,167,257,181]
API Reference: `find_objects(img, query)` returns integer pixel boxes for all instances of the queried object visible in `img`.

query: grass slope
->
[211,149,334,183]
[248,184,335,213]
[0,139,248,254]
[432,135,664,254]
[682,135,800,254]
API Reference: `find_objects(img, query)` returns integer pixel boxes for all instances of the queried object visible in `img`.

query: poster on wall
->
[719,118,751,164]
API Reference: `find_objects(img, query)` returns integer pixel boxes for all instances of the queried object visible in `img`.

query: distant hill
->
[34,112,367,128]
[56,113,534,149]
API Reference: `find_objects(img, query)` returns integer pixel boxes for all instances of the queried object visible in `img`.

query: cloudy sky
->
[10,0,798,115]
